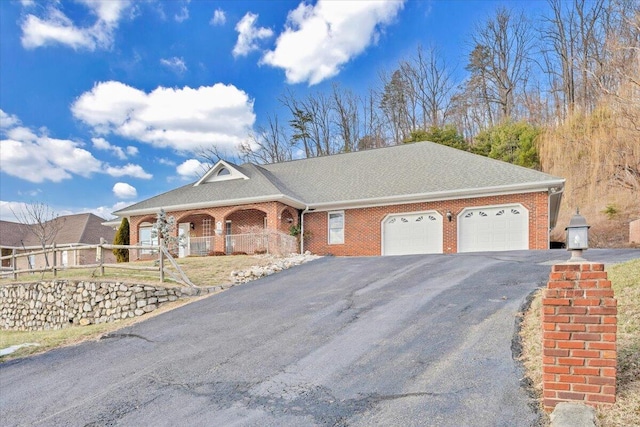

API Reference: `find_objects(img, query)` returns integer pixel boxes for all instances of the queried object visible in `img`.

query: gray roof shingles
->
[115,142,564,215]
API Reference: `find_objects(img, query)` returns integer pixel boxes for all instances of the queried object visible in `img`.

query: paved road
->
[1,249,638,426]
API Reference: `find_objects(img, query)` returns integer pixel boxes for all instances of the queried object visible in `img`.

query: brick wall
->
[542,263,617,410]
[303,191,549,256]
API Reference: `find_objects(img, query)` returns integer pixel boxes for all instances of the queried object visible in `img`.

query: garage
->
[458,205,529,252]
[382,211,443,255]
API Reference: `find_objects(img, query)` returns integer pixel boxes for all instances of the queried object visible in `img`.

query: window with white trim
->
[328,211,345,244]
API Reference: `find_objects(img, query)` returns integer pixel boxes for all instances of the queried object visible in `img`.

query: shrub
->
[112,218,130,263]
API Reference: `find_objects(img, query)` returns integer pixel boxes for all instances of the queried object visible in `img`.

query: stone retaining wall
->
[0,281,182,331]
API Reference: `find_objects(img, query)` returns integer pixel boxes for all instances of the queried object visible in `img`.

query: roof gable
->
[194,160,249,186]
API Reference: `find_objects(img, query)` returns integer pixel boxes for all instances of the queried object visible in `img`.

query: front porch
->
[160,204,299,258]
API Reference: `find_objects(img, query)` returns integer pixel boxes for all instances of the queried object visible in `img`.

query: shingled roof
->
[0,213,115,248]
[114,141,565,217]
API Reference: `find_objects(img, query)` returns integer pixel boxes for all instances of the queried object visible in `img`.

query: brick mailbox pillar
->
[542,263,617,411]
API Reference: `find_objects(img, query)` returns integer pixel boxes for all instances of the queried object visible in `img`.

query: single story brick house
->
[113,142,565,257]
[0,213,116,270]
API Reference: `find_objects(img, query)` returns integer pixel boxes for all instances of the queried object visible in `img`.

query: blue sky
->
[0,0,549,221]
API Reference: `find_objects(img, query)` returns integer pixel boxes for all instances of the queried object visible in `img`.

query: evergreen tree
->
[112,217,130,263]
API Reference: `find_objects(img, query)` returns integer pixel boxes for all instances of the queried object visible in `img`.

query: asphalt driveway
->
[1,249,638,426]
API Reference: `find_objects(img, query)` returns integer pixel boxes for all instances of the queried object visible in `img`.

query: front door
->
[178,223,190,258]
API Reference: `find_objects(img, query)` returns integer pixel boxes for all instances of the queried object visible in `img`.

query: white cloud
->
[21,0,131,50]
[1,111,152,183]
[126,146,138,156]
[72,81,256,154]
[157,157,176,166]
[0,109,21,128]
[175,6,189,23]
[1,133,103,183]
[233,12,273,57]
[92,137,127,159]
[160,57,187,74]
[210,8,226,25]
[112,182,137,199]
[176,159,204,178]
[105,164,152,179]
[262,0,404,85]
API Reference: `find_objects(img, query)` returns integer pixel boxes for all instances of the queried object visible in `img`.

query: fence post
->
[99,238,105,276]
[159,238,165,283]
[12,248,17,280]
[52,243,57,277]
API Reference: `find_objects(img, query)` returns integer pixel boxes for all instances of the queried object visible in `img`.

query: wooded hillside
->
[201,0,639,246]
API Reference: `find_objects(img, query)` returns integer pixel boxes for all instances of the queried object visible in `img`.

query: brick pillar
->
[542,263,617,411]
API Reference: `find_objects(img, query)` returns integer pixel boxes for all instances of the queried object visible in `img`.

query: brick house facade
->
[114,143,565,257]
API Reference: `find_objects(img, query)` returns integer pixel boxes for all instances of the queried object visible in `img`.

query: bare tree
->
[401,45,455,128]
[240,114,293,164]
[331,84,361,152]
[11,202,65,267]
[468,7,533,122]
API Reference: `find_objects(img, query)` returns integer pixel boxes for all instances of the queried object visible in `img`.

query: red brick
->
[545,382,571,390]
[573,367,600,376]
[573,298,600,306]
[577,281,598,289]
[543,398,564,409]
[602,316,617,325]
[543,339,556,348]
[572,333,601,341]
[543,389,557,398]
[587,394,615,404]
[602,386,616,395]
[558,375,586,383]
[601,368,616,377]
[604,299,617,307]
[557,391,586,400]
[554,264,581,272]
[557,358,585,366]
[602,350,616,359]
[543,298,571,306]
[602,333,616,342]
[557,306,587,315]
[573,316,600,324]
[544,331,571,340]
[543,306,556,315]
[543,356,556,364]
[544,349,569,357]
[586,325,616,333]
[587,342,615,351]
[584,289,614,298]
[587,359,616,367]
[570,349,600,358]
[597,280,612,288]
[548,281,576,289]
[588,307,616,315]
[543,322,557,331]
[558,324,586,332]
[580,271,608,280]
[543,365,570,374]
[557,341,584,349]
[587,376,616,386]
[572,384,601,393]
[591,264,604,271]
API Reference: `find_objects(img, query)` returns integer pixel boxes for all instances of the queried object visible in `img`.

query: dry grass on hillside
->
[538,99,640,247]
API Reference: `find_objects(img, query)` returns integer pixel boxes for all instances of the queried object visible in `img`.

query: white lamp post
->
[565,209,590,261]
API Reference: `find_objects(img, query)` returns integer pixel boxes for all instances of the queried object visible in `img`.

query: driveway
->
[1,249,638,426]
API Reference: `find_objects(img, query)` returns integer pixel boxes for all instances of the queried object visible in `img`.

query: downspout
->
[300,206,310,254]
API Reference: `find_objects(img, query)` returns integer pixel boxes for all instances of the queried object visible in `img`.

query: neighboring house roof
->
[0,220,25,247]
[114,142,565,225]
[0,213,115,248]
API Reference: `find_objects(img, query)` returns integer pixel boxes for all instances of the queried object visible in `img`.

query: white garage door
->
[383,212,443,255]
[458,205,529,253]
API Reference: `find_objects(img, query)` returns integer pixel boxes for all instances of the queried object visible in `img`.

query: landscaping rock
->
[230,252,321,284]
